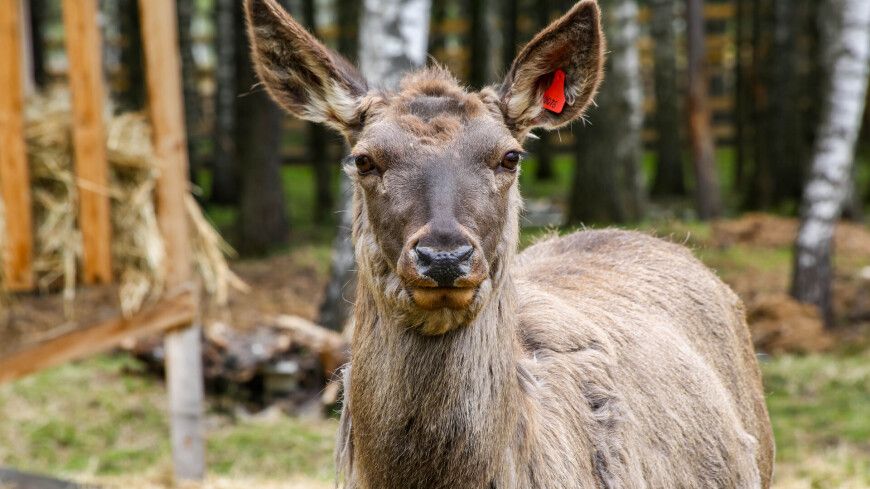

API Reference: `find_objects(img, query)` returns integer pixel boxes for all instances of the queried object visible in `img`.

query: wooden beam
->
[0,289,196,385]
[0,0,34,291]
[62,0,113,284]
[138,0,205,481]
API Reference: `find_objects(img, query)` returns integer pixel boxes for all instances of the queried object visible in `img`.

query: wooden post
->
[138,0,206,480]
[0,0,34,291]
[62,0,113,284]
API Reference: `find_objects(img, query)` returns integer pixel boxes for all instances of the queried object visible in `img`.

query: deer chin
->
[396,280,492,336]
[409,287,477,311]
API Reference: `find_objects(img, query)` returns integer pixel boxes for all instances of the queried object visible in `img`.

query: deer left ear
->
[245,0,368,136]
[499,0,605,136]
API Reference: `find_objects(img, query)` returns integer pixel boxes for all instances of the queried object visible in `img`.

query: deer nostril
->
[454,245,474,263]
[415,246,435,266]
[413,245,475,287]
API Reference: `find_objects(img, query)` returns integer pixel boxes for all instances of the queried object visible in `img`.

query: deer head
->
[246,0,604,334]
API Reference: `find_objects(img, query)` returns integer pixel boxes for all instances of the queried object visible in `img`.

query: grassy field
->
[0,349,867,488]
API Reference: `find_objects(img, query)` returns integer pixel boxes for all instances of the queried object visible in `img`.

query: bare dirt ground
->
[2,215,867,358]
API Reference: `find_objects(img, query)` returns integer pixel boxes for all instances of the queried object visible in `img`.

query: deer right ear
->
[245,0,368,135]
[499,0,605,137]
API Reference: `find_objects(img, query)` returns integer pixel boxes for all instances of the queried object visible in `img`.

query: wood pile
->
[128,315,349,410]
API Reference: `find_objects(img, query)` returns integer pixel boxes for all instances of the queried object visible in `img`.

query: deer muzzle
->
[397,228,488,311]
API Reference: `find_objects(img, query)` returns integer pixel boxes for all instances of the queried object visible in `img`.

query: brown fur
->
[245,1,774,487]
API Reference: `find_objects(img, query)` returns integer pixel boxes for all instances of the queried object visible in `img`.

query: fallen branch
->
[272,315,349,376]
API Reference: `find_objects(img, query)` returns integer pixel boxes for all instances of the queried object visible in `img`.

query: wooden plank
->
[0,289,196,385]
[62,0,113,284]
[0,0,34,291]
[138,0,205,481]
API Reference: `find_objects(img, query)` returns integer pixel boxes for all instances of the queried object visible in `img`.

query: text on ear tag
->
[542,69,567,114]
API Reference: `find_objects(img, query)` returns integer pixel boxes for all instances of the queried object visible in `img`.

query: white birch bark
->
[792,0,870,323]
[319,0,431,331]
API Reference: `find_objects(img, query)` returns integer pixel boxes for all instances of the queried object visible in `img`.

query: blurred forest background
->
[1,0,869,488]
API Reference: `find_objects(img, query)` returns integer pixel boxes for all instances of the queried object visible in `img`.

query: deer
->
[245,0,775,487]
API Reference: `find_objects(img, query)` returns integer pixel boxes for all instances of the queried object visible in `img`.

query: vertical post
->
[61,0,113,284]
[138,0,205,480]
[0,0,34,291]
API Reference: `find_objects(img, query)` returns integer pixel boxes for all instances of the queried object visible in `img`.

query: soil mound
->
[713,213,870,256]
[747,294,835,354]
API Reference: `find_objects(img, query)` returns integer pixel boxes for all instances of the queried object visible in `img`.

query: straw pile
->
[0,89,243,316]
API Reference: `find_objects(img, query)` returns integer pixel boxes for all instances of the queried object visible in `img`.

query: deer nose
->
[414,245,474,287]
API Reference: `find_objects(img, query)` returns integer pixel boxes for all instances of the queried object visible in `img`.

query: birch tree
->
[568,0,644,224]
[319,0,431,331]
[792,0,870,325]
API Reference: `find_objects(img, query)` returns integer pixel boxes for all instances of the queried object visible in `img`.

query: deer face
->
[246,0,604,333]
[348,78,523,316]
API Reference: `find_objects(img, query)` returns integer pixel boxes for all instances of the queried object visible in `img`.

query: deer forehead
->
[354,101,519,166]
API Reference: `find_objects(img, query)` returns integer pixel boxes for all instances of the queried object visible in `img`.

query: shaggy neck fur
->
[346,189,534,489]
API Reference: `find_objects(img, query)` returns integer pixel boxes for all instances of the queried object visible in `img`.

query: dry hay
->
[0,89,243,316]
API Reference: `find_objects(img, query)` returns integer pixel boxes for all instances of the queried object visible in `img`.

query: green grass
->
[762,352,870,487]
[0,355,337,481]
[1,348,867,487]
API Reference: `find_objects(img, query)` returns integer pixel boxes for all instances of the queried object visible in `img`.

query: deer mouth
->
[408,286,477,310]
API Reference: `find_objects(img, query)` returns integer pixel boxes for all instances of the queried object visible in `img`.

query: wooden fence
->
[0,0,204,480]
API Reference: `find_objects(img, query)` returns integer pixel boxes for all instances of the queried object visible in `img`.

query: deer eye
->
[500,151,523,172]
[355,154,377,175]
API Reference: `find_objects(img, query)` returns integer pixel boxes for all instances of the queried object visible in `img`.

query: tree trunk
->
[686,0,722,219]
[469,0,485,87]
[650,0,685,196]
[734,0,751,190]
[428,0,447,59]
[502,0,518,69]
[28,0,47,89]
[469,0,501,87]
[533,0,554,181]
[177,0,203,182]
[103,0,145,111]
[210,0,239,205]
[319,0,431,331]
[767,0,810,207]
[233,0,290,255]
[337,0,361,64]
[302,0,334,223]
[792,0,870,326]
[567,0,644,225]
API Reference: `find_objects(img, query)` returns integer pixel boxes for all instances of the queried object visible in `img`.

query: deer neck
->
[349,255,524,488]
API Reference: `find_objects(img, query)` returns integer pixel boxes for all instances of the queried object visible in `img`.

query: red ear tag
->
[542,69,567,114]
